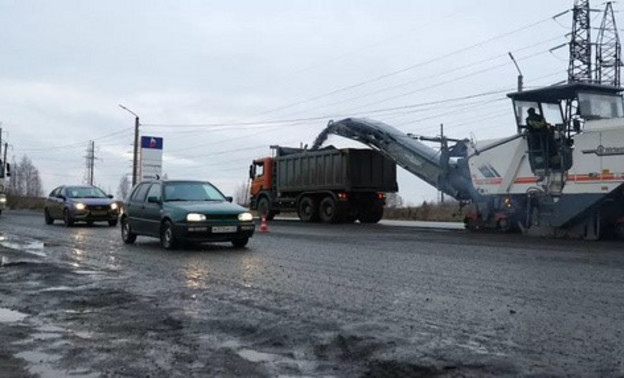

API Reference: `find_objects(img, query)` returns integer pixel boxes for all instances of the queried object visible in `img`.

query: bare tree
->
[8,155,43,197]
[385,192,404,208]
[116,175,130,200]
[233,181,250,207]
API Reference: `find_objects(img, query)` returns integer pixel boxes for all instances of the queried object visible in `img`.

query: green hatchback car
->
[120,180,255,249]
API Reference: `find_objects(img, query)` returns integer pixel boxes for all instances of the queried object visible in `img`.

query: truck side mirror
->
[6,163,10,177]
[249,165,255,180]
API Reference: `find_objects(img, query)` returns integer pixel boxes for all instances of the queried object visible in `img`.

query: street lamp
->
[118,104,140,187]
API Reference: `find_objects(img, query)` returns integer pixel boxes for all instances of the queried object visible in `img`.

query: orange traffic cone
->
[260,215,268,233]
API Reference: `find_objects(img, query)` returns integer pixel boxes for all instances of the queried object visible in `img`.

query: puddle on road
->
[0,233,46,257]
[14,350,99,378]
[39,286,75,292]
[74,270,103,276]
[0,308,28,323]
[238,349,280,363]
[223,341,317,376]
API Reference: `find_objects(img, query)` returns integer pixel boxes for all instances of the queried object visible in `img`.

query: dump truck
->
[249,146,398,223]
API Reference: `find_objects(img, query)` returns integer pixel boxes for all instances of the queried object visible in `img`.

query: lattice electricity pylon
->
[596,2,622,87]
[568,0,593,83]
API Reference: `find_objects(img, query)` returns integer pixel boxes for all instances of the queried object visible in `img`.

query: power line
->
[243,15,555,121]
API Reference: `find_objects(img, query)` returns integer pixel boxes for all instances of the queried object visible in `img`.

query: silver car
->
[44,185,120,227]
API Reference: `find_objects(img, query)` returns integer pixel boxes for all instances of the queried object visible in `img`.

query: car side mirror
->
[147,196,161,204]
[225,196,233,203]
[107,194,114,199]
[57,195,66,200]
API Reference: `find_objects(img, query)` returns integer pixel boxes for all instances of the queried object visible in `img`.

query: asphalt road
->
[1,210,623,377]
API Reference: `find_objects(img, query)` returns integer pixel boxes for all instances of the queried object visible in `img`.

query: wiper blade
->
[165,198,187,202]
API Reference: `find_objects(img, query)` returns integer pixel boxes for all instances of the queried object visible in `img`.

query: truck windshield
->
[164,182,226,202]
[578,92,624,120]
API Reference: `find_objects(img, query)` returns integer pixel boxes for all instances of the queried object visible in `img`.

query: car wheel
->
[160,220,179,250]
[63,209,74,227]
[44,208,54,225]
[231,238,249,248]
[121,217,137,244]
[108,220,118,227]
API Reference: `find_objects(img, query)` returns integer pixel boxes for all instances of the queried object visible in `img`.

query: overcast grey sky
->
[0,0,618,203]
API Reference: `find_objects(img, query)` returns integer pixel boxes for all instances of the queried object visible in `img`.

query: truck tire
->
[257,197,275,221]
[359,204,383,224]
[319,196,341,223]
[298,196,319,222]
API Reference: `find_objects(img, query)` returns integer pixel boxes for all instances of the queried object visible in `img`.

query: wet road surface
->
[1,210,623,377]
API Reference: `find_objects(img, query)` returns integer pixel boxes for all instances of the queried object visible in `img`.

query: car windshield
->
[66,187,108,198]
[163,182,226,202]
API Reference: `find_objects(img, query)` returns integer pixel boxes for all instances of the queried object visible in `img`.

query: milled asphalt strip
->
[270,216,465,230]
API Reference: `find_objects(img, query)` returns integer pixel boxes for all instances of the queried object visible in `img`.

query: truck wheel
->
[298,197,319,222]
[319,197,340,223]
[359,205,383,224]
[616,223,624,240]
[258,197,275,221]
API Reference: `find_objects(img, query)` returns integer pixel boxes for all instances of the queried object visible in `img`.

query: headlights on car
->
[186,213,207,222]
[110,203,118,210]
[74,203,86,210]
[0,196,6,203]
[238,212,253,222]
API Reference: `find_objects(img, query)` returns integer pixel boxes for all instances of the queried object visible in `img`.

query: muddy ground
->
[1,210,623,377]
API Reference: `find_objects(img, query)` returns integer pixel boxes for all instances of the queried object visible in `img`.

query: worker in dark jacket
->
[525,107,559,169]
[526,107,548,131]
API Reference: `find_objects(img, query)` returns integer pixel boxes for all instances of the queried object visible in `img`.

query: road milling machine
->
[313,82,624,239]
[311,1,624,239]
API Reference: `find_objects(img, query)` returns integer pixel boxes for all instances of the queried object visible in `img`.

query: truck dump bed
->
[275,147,398,193]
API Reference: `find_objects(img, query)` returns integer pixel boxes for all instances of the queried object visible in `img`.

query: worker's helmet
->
[527,107,536,115]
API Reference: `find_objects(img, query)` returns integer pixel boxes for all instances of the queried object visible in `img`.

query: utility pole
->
[439,123,445,204]
[568,0,592,83]
[84,140,96,186]
[3,143,7,177]
[119,104,140,186]
[0,125,3,169]
[508,52,523,92]
[596,1,622,87]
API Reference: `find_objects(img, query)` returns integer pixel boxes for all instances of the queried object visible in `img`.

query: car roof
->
[140,180,211,185]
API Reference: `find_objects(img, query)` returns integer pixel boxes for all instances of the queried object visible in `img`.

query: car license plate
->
[91,211,107,216]
[212,226,237,233]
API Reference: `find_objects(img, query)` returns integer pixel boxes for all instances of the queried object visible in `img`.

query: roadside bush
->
[6,195,46,211]
[383,201,472,222]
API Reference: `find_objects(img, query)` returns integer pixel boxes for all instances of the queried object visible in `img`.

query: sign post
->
[139,136,163,181]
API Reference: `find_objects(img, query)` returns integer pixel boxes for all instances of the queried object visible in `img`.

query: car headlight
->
[0,197,6,203]
[110,203,118,210]
[238,212,253,222]
[75,203,86,210]
[186,213,206,222]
